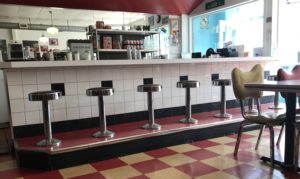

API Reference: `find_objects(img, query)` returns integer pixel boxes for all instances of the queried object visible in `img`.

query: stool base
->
[142,123,161,130]
[179,118,198,124]
[93,130,114,138]
[36,138,61,147]
[268,106,283,110]
[214,113,232,119]
[245,109,258,115]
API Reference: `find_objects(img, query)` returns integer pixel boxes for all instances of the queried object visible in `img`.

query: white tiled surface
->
[4,61,279,126]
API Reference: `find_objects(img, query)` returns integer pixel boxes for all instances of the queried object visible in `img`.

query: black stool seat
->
[28,90,62,147]
[29,91,61,101]
[212,79,231,86]
[86,87,115,138]
[137,84,162,92]
[177,81,200,88]
[86,87,114,96]
[137,84,162,130]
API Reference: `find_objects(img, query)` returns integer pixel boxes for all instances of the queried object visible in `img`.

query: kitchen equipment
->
[74,51,80,61]
[7,43,24,60]
[84,50,91,60]
[53,51,67,61]
[67,52,72,61]
[127,46,132,59]
[68,40,93,60]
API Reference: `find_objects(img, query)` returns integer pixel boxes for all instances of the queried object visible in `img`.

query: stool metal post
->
[246,98,258,115]
[177,80,199,123]
[138,84,162,130]
[29,91,61,147]
[213,79,232,118]
[87,87,114,138]
[267,75,283,110]
[185,88,191,120]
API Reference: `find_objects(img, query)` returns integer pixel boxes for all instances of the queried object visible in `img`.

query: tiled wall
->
[5,60,278,127]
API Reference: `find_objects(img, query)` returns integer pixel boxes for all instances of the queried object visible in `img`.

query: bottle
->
[127,46,132,60]
[74,51,80,61]
[136,50,142,59]
[67,52,72,61]
[84,50,91,60]
[132,46,137,59]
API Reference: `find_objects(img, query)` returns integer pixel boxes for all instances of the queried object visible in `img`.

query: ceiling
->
[0,0,204,15]
[0,4,148,27]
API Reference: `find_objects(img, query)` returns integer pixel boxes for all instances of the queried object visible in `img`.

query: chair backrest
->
[231,64,264,100]
[277,65,300,97]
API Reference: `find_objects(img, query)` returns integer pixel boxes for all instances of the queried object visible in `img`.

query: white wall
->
[0,28,12,42]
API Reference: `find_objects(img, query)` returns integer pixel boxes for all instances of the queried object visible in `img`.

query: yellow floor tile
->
[201,156,242,170]
[205,145,235,155]
[168,144,200,153]
[119,152,153,165]
[244,129,261,136]
[0,160,17,171]
[145,167,191,179]
[100,165,141,179]
[159,153,196,167]
[208,136,236,144]
[59,164,97,179]
[195,171,239,179]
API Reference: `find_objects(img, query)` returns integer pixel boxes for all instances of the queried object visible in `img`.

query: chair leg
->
[234,121,245,156]
[268,126,275,167]
[276,124,284,146]
[295,127,300,170]
[255,125,265,150]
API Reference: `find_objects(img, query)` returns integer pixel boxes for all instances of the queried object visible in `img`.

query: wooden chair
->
[231,64,285,166]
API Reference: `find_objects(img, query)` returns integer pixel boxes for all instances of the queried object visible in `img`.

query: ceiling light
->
[47,11,59,35]
[39,32,48,43]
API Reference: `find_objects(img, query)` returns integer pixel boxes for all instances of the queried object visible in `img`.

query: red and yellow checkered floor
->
[1,127,300,179]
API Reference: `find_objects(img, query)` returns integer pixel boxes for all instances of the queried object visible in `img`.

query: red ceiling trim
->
[0,0,204,15]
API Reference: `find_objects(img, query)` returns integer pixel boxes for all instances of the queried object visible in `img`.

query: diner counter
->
[0,57,277,69]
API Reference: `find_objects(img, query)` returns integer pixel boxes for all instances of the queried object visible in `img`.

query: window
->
[192,0,264,57]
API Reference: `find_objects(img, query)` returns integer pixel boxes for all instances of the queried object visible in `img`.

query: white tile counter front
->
[0,57,279,127]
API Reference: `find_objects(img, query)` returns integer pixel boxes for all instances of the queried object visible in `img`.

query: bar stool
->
[212,79,232,118]
[137,84,162,130]
[28,91,62,146]
[177,80,200,123]
[86,87,114,138]
[267,75,283,110]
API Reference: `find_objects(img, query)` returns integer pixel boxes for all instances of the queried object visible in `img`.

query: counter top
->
[0,57,277,69]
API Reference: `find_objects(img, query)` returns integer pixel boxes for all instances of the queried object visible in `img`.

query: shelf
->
[97,49,159,53]
[87,29,159,36]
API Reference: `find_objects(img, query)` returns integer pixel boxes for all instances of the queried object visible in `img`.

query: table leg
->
[283,92,296,168]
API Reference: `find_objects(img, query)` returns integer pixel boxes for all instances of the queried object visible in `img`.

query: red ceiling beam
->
[0,0,204,15]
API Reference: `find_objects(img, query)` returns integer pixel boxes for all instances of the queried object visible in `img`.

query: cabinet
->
[87,29,160,60]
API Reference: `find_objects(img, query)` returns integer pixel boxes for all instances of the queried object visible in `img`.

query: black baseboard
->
[16,121,260,170]
[13,96,273,138]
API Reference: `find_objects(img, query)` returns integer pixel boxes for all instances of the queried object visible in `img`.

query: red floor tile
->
[183,149,219,161]
[225,141,256,149]
[227,133,256,139]
[23,171,63,179]
[191,140,220,148]
[224,164,268,179]
[69,172,105,179]
[227,151,260,163]
[145,148,177,158]
[131,159,170,174]
[91,158,127,171]
[175,161,218,177]
[0,168,41,179]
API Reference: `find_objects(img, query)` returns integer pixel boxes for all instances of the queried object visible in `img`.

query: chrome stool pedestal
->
[245,98,258,115]
[177,80,200,123]
[86,87,114,138]
[212,79,232,118]
[267,75,283,110]
[137,84,162,130]
[28,91,62,146]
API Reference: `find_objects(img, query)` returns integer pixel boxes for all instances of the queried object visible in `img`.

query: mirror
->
[0,3,180,60]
